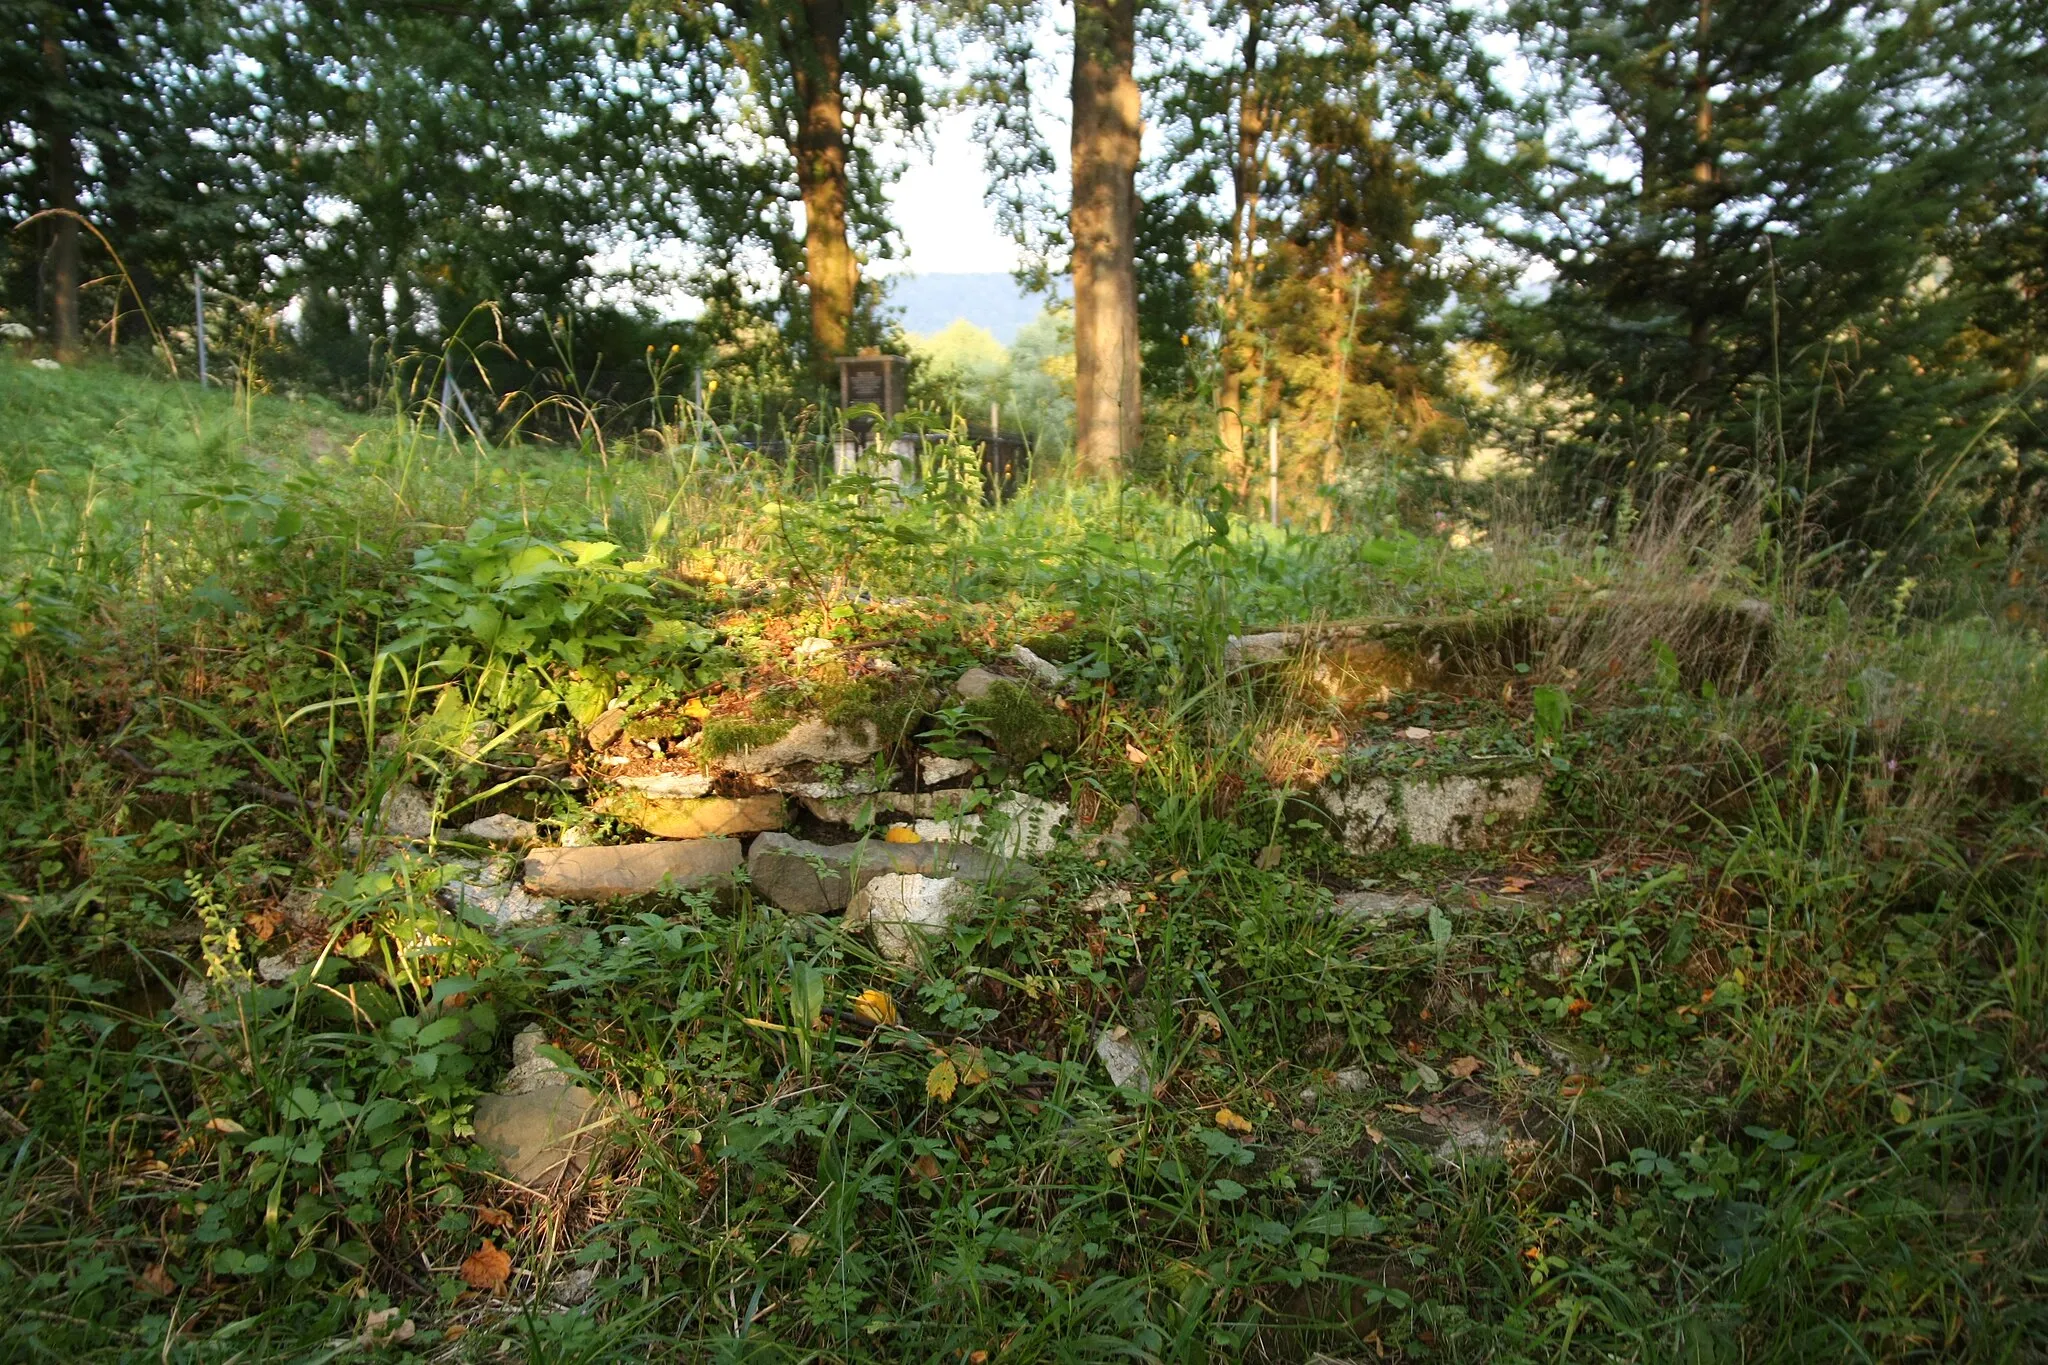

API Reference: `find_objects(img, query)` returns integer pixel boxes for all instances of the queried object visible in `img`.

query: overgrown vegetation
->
[1,359,2042,1361]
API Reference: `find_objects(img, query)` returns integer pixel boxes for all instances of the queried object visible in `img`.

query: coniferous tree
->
[1488,0,2021,547]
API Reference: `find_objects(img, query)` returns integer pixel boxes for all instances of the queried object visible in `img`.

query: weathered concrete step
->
[1321,770,1543,852]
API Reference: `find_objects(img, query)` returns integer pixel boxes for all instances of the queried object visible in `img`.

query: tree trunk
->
[1687,0,1716,398]
[39,23,81,360]
[793,0,856,386]
[1217,4,1265,496]
[1070,0,1141,478]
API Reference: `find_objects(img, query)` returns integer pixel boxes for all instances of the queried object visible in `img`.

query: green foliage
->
[4,345,2048,1360]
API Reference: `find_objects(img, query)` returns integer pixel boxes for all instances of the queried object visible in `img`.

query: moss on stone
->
[700,717,793,758]
[967,680,1077,763]
[821,677,936,748]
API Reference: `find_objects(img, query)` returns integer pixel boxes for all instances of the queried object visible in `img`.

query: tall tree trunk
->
[793,0,856,385]
[1070,0,1140,478]
[39,22,81,360]
[1687,0,1716,402]
[1217,3,1265,496]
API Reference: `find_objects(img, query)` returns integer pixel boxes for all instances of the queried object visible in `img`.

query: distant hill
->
[880,272,1065,346]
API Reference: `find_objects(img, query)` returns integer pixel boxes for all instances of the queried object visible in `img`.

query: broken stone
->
[614,771,714,799]
[441,858,556,927]
[1078,801,1146,857]
[522,840,740,902]
[473,1027,607,1188]
[918,753,978,786]
[953,667,1004,701]
[912,792,1067,858]
[584,707,629,751]
[1222,631,1301,667]
[1334,1066,1372,1093]
[745,832,1028,916]
[598,792,784,840]
[1322,772,1543,852]
[460,812,539,847]
[1010,644,1066,691]
[1377,1098,1513,1171]
[1094,1026,1151,1093]
[845,873,976,964]
[715,718,883,776]
[377,782,436,839]
[1329,889,1435,922]
[776,769,891,800]
[799,789,972,826]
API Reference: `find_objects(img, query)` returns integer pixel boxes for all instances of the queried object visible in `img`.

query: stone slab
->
[522,839,740,901]
[599,793,784,840]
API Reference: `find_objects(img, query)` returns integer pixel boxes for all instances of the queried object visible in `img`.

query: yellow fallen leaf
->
[202,1116,245,1135]
[135,1263,175,1296]
[955,1045,992,1086]
[1365,1124,1386,1144]
[1215,1107,1254,1137]
[787,1232,815,1256]
[883,825,921,844]
[1510,1049,1543,1076]
[926,1057,960,1102]
[850,988,899,1027]
[1125,742,1149,765]
[458,1240,511,1293]
[1446,1055,1483,1079]
[682,697,711,720]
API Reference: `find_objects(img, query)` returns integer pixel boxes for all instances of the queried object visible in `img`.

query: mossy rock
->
[821,677,937,749]
[701,717,794,759]
[966,680,1077,763]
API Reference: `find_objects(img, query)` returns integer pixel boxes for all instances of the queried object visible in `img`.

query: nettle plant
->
[390,517,729,725]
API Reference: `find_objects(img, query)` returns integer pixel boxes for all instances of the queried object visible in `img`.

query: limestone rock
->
[614,771,714,799]
[460,812,539,847]
[744,831,1028,916]
[1009,644,1067,691]
[1329,889,1434,923]
[954,667,1004,701]
[777,770,890,801]
[845,873,976,964]
[522,839,740,901]
[1078,802,1146,857]
[377,782,436,839]
[919,753,978,786]
[1094,1026,1151,1093]
[1222,631,1300,667]
[912,792,1066,858]
[715,717,883,776]
[1322,772,1543,852]
[473,1027,606,1188]
[598,792,784,840]
[799,789,971,826]
[441,858,556,927]
[584,707,629,751]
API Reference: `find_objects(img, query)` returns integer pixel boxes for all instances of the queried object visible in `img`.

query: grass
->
[1,356,2045,1361]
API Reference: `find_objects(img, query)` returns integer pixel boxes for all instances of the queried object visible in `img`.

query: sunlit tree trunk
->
[1688,0,1716,398]
[1217,3,1265,498]
[1070,0,1140,477]
[39,22,81,360]
[793,0,856,383]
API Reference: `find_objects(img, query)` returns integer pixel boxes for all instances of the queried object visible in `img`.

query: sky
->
[880,108,1024,278]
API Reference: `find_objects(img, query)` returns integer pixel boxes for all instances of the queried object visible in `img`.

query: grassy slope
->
[1,359,2044,1362]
